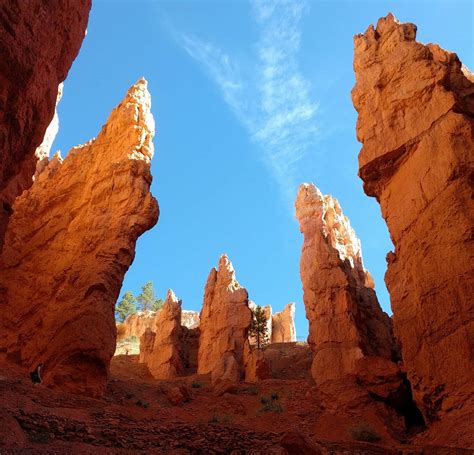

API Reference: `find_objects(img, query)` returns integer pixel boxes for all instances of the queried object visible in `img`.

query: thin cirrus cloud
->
[180,0,318,206]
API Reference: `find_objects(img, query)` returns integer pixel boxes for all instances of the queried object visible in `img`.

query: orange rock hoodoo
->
[0,1,92,250]
[352,13,474,440]
[0,79,159,396]
[143,290,184,379]
[272,303,297,343]
[197,254,252,384]
[295,183,397,384]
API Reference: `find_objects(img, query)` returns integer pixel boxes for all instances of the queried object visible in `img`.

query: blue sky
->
[53,0,473,338]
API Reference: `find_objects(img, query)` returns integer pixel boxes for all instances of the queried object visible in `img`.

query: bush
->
[135,400,149,409]
[259,394,283,413]
[209,413,232,424]
[350,423,381,442]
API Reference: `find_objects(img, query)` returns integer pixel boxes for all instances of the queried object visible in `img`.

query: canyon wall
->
[352,13,474,432]
[197,254,252,384]
[295,183,396,384]
[0,79,159,397]
[0,1,91,249]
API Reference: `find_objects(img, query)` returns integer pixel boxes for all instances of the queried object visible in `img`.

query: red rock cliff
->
[0,79,159,397]
[295,183,396,384]
[352,13,474,431]
[0,1,91,249]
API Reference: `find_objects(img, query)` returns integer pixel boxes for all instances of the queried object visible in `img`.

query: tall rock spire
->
[0,79,159,397]
[352,14,474,442]
[295,182,396,384]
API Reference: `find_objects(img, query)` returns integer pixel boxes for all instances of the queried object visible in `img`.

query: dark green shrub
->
[350,423,381,442]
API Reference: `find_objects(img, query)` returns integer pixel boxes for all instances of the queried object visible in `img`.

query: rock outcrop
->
[144,290,184,379]
[295,183,396,384]
[118,308,200,341]
[352,14,474,434]
[197,255,252,384]
[272,303,297,343]
[118,311,157,341]
[0,1,91,249]
[181,310,200,329]
[0,79,159,396]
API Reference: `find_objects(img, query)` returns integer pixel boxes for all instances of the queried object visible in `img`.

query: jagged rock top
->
[352,13,474,196]
[295,183,364,272]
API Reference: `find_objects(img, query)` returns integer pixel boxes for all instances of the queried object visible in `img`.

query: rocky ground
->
[0,352,470,454]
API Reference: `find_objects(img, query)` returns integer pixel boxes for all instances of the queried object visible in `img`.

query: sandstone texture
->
[352,13,474,434]
[139,328,156,364]
[0,1,91,249]
[271,303,297,343]
[0,79,159,396]
[144,290,184,379]
[295,183,396,384]
[197,255,252,384]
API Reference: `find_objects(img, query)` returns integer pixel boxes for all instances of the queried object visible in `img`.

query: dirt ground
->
[0,354,470,454]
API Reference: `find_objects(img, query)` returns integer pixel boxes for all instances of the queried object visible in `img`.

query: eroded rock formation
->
[0,1,91,249]
[352,14,474,434]
[144,290,184,379]
[295,183,396,384]
[0,79,159,396]
[118,311,157,341]
[197,254,252,384]
[118,308,199,341]
[272,303,297,343]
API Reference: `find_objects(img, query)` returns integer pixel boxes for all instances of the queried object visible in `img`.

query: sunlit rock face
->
[118,308,199,341]
[118,311,157,341]
[272,303,297,343]
[144,290,184,379]
[197,254,252,384]
[0,79,159,397]
[295,183,396,384]
[352,13,474,436]
[0,1,91,250]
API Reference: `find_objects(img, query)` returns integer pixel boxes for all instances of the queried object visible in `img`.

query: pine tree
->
[137,281,162,312]
[249,305,269,350]
[115,291,137,322]
[151,298,164,312]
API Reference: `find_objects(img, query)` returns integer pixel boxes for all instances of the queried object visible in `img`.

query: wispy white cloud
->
[180,0,318,204]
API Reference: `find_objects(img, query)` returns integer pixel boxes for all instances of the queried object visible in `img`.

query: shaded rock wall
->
[0,1,91,249]
[272,303,297,343]
[295,183,396,384]
[0,79,159,396]
[197,254,252,384]
[352,13,474,429]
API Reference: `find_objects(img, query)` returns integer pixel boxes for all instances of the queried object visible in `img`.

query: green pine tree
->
[249,305,269,350]
[137,281,162,312]
[115,291,137,322]
[151,298,164,312]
